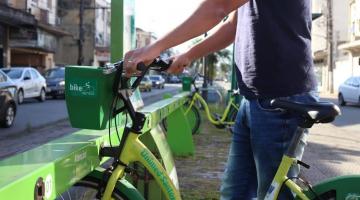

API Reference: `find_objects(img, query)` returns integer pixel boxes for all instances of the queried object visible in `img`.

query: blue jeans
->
[220,92,318,200]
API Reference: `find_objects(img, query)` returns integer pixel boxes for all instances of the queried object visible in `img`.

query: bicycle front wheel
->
[57,176,136,200]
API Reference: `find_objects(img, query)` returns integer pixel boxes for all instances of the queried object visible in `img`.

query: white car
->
[1,67,47,104]
[338,76,360,106]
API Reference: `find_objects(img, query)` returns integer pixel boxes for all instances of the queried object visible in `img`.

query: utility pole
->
[202,32,208,101]
[326,0,334,94]
[78,0,85,65]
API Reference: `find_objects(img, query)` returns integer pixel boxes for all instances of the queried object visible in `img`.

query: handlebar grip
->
[136,62,147,72]
[148,58,172,72]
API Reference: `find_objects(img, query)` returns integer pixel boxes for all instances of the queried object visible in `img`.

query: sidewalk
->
[302,123,360,184]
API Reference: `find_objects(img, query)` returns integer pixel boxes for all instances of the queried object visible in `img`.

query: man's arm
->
[168,11,238,73]
[124,0,247,76]
[154,0,246,51]
[187,11,237,61]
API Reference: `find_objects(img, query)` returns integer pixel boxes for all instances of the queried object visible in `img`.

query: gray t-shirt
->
[234,0,317,99]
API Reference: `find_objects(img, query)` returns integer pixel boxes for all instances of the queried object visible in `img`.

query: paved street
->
[0,84,181,138]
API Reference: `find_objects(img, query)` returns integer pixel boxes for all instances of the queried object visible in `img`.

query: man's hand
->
[167,53,192,74]
[123,45,161,77]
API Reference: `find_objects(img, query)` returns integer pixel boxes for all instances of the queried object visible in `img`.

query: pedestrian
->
[124,0,318,199]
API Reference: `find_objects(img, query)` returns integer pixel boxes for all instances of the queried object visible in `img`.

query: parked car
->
[139,76,152,92]
[149,75,165,89]
[45,67,65,98]
[1,67,47,104]
[168,75,181,83]
[338,76,360,106]
[0,70,17,128]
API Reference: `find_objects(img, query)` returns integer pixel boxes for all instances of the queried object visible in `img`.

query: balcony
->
[0,3,36,26]
[10,27,58,53]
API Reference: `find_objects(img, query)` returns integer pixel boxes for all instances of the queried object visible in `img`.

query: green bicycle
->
[163,74,240,134]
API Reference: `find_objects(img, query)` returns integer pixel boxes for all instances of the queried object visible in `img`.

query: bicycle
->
[262,99,360,199]
[163,74,240,135]
[60,59,360,200]
[59,58,182,200]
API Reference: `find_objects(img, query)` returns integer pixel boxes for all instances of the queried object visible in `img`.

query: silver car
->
[338,76,360,106]
[1,67,47,104]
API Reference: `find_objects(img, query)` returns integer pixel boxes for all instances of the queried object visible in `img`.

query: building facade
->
[312,0,360,93]
[56,0,110,67]
[338,0,360,81]
[312,0,351,93]
[0,0,67,73]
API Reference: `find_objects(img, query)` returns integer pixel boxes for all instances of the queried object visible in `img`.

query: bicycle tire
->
[162,103,201,135]
[56,176,133,200]
[295,175,360,200]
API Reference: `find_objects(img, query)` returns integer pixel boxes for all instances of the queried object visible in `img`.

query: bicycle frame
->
[102,130,181,200]
[184,92,239,126]
[264,155,310,200]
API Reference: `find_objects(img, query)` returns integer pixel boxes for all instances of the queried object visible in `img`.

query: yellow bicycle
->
[163,75,239,134]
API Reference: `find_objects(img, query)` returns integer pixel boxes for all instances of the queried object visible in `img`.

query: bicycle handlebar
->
[112,57,172,93]
[111,58,172,131]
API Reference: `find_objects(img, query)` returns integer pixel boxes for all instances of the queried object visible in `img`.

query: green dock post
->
[166,106,195,156]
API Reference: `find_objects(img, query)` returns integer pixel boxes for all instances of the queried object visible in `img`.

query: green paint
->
[298,175,360,199]
[111,0,124,62]
[166,105,195,156]
[65,66,122,130]
[140,149,176,200]
[0,128,121,199]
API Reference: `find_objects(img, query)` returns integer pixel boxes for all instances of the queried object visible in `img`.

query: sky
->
[135,0,203,52]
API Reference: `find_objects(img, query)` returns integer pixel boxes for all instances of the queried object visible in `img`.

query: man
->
[124,0,317,199]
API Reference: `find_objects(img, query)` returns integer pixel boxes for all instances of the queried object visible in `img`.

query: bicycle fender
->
[87,167,145,200]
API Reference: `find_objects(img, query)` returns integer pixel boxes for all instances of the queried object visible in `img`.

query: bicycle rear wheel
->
[162,103,201,135]
[296,175,360,200]
[56,176,135,200]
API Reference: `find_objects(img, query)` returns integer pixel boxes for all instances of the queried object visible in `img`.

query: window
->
[30,69,39,79]
[24,70,31,80]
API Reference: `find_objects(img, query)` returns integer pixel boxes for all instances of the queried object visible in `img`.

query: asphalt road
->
[0,84,181,138]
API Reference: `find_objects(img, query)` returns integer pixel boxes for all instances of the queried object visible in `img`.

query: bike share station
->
[1,1,360,200]
[0,1,195,199]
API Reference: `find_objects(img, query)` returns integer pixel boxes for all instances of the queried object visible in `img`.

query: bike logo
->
[69,80,97,97]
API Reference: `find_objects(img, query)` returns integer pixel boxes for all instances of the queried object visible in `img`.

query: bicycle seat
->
[270,99,341,125]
